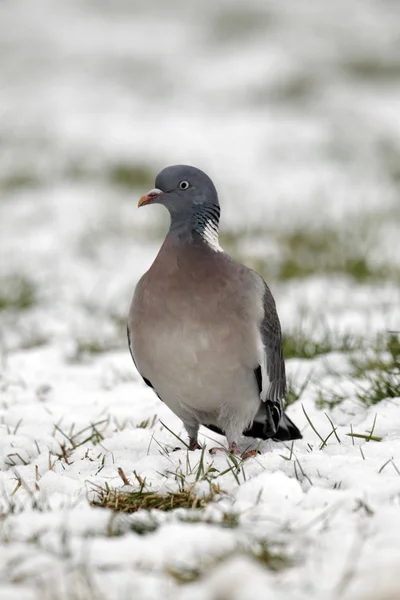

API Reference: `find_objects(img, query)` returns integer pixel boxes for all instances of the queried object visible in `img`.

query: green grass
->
[105,164,154,190]
[168,542,291,584]
[179,511,240,529]
[273,227,393,282]
[91,440,252,517]
[351,334,400,406]
[286,372,312,406]
[0,276,37,311]
[283,329,399,411]
[66,161,154,190]
[315,332,400,409]
[283,326,358,360]
[66,304,128,362]
[342,56,400,81]
[0,160,154,193]
[91,449,222,513]
[220,220,400,283]
[68,338,121,362]
[49,419,110,466]
[271,74,316,104]
[210,6,274,43]
[376,137,400,184]
[315,389,346,411]
[358,369,400,406]
[137,415,158,429]
[0,171,41,191]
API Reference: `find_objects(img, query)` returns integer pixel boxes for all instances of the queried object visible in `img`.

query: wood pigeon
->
[128,165,302,457]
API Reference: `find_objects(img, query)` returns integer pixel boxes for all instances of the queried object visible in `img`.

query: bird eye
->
[179,180,190,190]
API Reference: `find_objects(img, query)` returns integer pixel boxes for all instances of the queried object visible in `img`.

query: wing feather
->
[127,325,156,391]
[258,283,286,422]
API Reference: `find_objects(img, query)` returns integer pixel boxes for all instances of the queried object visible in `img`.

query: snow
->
[1,355,400,599]
[1,0,400,598]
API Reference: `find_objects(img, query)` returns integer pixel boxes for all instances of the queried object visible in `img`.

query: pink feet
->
[241,449,258,460]
[187,439,258,459]
[209,442,258,460]
[209,441,240,456]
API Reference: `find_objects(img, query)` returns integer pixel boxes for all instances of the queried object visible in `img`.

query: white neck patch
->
[201,218,223,252]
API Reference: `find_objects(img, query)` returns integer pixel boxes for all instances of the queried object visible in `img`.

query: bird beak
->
[138,188,164,207]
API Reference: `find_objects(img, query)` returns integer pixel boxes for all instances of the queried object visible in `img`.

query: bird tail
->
[242,405,302,441]
[273,412,302,441]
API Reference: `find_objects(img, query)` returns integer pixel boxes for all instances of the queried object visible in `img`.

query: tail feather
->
[273,412,302,441]
[203,408,302,442]
[242,404,302,441]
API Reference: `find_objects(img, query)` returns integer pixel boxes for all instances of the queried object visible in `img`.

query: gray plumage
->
[128,165,301,452]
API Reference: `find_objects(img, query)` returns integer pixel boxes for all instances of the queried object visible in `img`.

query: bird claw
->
[241,449,260,460]
[171,440,203,452]
[209,443,259,460]
[209,442,240,456]
[209,446,226,455]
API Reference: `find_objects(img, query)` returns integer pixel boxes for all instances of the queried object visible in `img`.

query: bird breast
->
[129,243,265,411]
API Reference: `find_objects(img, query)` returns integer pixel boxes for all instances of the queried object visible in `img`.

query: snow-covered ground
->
[1,1,400,598]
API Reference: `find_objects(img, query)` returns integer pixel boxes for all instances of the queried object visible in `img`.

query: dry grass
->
[91,486,215,513]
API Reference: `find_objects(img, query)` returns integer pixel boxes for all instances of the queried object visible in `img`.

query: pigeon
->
[128,165,302,456]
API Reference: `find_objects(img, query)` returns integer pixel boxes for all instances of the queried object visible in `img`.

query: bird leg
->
[183,423,201,451]
[172,438,201,452]
[189,438,202,451]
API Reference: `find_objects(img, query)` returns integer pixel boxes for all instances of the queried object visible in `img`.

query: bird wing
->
[256,282,287,435]
[127,324,158,393]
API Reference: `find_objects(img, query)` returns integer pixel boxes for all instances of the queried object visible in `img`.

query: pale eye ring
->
[179,180,190,190]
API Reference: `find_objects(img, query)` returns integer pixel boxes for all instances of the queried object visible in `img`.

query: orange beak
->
[138,188,164,208]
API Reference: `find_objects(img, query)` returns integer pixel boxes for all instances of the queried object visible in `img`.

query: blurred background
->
[1,0,400,358]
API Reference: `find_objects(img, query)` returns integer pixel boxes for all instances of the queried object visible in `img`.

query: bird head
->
[138,165,220,242]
